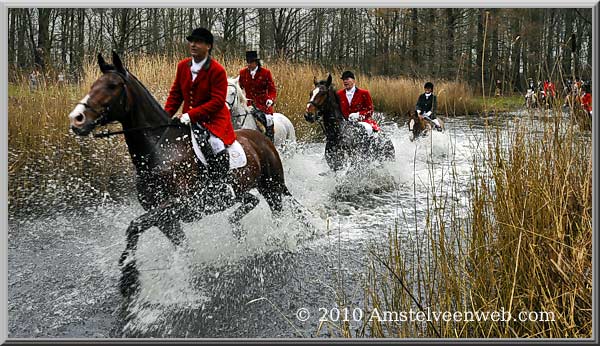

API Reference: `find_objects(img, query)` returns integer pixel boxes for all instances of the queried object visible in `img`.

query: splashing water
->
[10,114,505,337]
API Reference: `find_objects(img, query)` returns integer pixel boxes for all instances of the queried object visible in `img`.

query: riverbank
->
[359,110,592,338]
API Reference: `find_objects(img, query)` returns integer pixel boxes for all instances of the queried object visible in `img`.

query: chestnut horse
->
[407,110,444,141]
[68,52,292,296]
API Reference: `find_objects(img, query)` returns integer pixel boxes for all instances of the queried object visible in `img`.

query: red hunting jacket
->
[581,92,592,113]
[164,56,236,145]
[336,87,380,131]
[239,66,277,114]
[543,81,556,97]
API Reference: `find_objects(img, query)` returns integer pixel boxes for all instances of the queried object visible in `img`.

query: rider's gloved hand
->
[266,99,274,107]
[349,112,361,122]
[425,111,432,117]
[173,113,191,125]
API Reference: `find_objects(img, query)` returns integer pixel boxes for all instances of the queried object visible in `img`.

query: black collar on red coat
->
[187,55,212,71]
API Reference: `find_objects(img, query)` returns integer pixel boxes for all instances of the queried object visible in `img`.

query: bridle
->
[225,83,238,110]
[307,85,330,121]
[226,82,251,128]
[77,71,184,140]
[77,72,130,128]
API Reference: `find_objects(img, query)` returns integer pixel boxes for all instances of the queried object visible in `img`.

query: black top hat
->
[187,28,214,45]
[424,82,434,90]
[340,71,355,80]
[246,51,259,63]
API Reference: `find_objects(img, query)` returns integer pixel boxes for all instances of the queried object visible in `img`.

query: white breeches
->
[358,122,373,136]
[208,133,225,154]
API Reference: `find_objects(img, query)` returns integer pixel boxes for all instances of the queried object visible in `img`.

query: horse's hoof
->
[120,261,140,297]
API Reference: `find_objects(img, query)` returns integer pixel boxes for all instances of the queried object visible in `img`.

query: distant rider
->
[416,82,442,131]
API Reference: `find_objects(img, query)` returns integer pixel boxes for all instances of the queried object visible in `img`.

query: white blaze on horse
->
[226,76,296,151]
[68,52,301,297]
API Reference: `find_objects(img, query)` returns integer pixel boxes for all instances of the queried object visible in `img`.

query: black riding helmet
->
[424,82,434,90]
[186,28,214,53]
[187,27,213,44]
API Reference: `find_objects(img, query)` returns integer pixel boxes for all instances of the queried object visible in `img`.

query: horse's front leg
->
[228,192,260,240]
[118,207,178,297]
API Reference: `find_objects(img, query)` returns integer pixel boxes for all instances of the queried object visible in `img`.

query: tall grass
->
[8,54,477,216]
[360,109,592,338]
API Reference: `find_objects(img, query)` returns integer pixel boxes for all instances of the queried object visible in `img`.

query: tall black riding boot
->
[265,124,275,142]
[208,150,236,208]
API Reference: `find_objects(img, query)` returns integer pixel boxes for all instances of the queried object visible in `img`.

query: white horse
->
[226,76,296,151]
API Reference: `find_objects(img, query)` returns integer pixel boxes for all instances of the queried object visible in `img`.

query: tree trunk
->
[116,9,130,55]
[37,8,52,71]
[410,9,418,65]
[9,10,16,67]
[445,8,455,77]
[476,9,485,90]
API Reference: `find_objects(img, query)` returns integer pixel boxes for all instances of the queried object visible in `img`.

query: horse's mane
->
[126,71,171,119]
[106,66,170,120]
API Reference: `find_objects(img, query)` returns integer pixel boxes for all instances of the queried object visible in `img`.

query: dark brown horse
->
[407,110,444,141]
[68,52,291,296]
[305,74,395,171]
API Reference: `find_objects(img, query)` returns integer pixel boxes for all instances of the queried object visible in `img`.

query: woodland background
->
[8,8,594,94]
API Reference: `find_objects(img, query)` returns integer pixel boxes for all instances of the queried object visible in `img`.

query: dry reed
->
[361,108,592,338]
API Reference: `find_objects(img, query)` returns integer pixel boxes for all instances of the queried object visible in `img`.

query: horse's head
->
[407,110,430,140]
[226,76,254,130]
[305,74,334,122]
[69,52,132,136]
[226,76,241,110]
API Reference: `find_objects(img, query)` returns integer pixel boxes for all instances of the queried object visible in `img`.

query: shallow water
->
[9,111,549,338]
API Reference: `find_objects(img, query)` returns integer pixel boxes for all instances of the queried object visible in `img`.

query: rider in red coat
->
[543,79,557,98]
[165,31,235,146]
[238,51,276,141]
[336,70,380,133]
[580,84,592,116]
[165,27,236,203]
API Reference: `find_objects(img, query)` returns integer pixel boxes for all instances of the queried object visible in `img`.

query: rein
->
[93,123,186,138]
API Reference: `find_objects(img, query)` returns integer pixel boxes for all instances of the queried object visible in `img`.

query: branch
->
[575,9,591,25]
